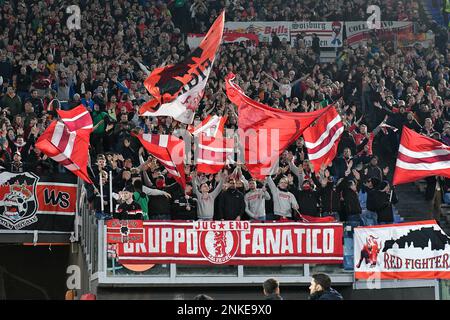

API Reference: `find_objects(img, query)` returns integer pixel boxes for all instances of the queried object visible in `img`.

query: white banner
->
[345,21,414,48]
[224,21,290,42]
[354,220,450,280]
[290,21,343,47]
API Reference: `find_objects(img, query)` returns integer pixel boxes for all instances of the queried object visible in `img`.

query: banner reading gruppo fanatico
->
[345,21,414,48]
[290,21,343,47]
[113,221,343,265]
[355,220,450,280]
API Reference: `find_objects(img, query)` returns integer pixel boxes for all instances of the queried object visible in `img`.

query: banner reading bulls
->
[113,221,343,265]
[0,172,77,231]
[355,220,450,280]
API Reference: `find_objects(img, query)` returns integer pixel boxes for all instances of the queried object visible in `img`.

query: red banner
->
[36,182,77,215]
[107,220,145,244]
[114,221,343,265]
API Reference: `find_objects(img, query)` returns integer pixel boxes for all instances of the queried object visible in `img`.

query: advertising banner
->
[354,220,450,280]
[114,221,343,265]
[290,21,344,47]
[224,21,290,42]
[0,172,77,231]
[187,32,259,50]
[345,21,414,48]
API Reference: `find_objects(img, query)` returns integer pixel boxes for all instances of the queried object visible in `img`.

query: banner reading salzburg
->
[112,221,343,265]
[354,220,450,280]
[0,172,77,231]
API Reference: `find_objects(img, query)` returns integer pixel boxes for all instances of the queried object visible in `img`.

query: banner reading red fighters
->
[114,221,343,265]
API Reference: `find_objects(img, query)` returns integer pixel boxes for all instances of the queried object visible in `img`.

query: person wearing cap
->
[10,150,25,173]
[297,179,321,217]
[362,177,381,226]
[172,182,198,220]
[318,169,341,221]
[217,177,246,221]
[375,180,398,224]
[114,185,143,220]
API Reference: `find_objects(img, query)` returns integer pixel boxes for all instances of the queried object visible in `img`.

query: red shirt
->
[349,124,374,156]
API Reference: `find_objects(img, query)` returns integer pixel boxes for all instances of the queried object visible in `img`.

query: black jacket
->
[265,293,283,300]
[319,183,340,213]
[147,195,172,217]
[172,194,197,220]
[342,189,362,217]
[309,288,343,300]
[297,190,320,216]
[114,201,143,220]
[217,189,245,220]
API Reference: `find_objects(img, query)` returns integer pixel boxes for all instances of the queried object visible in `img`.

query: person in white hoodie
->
[244,179,271,221]
[266,175,299,220]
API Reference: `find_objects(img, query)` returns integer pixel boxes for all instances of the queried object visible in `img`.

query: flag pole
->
[100,171,104,214]
[109,170,113,217]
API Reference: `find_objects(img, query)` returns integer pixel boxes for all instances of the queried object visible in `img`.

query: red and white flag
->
[225,73,330,180]
[36,108,93,184]
[196,134,234,174]
[139,12,225,124]
[393,126,450,185]
[57,105,93,132]
[303,107,344,171]
[135,133,186,188]
[189,115,227,137]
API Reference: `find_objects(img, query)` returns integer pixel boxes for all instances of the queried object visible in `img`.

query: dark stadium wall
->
[0,245,71,300]
[95,285,436,300]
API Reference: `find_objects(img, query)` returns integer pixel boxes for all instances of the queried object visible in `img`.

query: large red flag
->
[36,106,93,184]
[57,104,93,132]
[196,134,234,174]
[225,73,330,179]
[303,106,344,172]
[189,115,228,137]
[393,126,450,185]
[135,134,186,189]
[139,11,225,124]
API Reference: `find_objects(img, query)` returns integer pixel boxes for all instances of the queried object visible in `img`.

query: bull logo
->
[0,172,39,230]
[356,235,380,268]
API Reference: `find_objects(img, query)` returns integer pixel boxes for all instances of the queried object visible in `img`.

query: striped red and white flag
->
[393,126,450,185]
[135,133,186,188]
[196,134,234,174]
[302,106,344,171]
[36,120,93,184]
[188,115,227,137]
[57,105,93,132]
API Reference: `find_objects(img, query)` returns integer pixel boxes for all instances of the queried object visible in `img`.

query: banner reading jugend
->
[113,221,343,266]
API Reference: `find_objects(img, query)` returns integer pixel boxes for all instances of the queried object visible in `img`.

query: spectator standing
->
[263,278,283,300]
[309,273,343,300]
[244,179,271,221]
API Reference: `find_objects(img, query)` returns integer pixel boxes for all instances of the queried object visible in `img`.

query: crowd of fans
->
[0,0,449,227]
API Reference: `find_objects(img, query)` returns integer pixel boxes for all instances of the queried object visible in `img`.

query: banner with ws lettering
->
[355,220,450,280]
[113,221,343,265]
[0,172,77,231]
